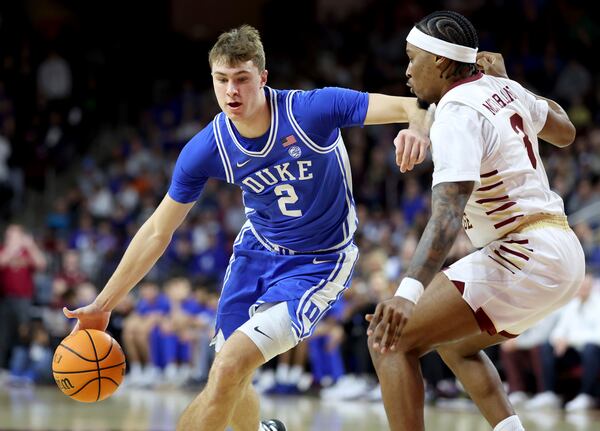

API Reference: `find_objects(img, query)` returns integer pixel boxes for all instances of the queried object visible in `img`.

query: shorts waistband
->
[512,214,570,233]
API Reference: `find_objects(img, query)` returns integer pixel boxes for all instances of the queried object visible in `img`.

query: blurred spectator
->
[8,321,53,385]
[0,224,47,370]
[122,280,168,387]
[533,274,600,411]
[501,311,560,407]
[36,50,72,103]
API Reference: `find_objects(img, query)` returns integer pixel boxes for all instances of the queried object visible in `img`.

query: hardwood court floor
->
[1,385,600,430]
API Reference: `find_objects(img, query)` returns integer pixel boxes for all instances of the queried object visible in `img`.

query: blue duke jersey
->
[168,87,369,253]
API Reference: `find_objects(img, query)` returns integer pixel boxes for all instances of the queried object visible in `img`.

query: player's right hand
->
[476,51,509,79]
[63,302,111,335]
[366,296,415,354]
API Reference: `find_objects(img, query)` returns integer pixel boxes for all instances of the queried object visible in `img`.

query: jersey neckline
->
[446,71,484,93]
[224,87,279,158]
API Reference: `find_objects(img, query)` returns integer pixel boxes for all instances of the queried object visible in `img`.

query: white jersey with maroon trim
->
[430,73,565,248]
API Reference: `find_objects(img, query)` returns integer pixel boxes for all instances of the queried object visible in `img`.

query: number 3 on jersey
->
[275,184,302,217]
[510,113,537,169]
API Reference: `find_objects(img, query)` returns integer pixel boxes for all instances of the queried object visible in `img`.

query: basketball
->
[52,329,126,403]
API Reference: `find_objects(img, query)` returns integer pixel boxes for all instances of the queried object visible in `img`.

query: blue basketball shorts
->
[213,223,358,346]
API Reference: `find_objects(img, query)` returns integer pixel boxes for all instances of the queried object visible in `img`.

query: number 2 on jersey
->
[275,184,302,217]
[509,113,537,169]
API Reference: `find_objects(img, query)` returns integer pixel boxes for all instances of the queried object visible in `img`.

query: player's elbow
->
[558,122,576,147]
[540,109,577,148]
[550,120,576,147]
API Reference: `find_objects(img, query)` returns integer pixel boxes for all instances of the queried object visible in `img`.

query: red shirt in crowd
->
[0,247,36,298]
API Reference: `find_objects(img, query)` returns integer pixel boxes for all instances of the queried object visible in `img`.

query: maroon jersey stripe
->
[480,169,499,178]
[494,249,522,270]
[477,181,504,192]
[476,195,509,204]
[486,201,517,215]
[488,255,515,274]
[494,215,524,229]
[499,245,530,260]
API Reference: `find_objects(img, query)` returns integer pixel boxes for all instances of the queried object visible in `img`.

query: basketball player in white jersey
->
[366,11,585,431]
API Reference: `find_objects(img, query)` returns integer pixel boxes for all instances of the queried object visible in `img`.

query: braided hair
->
[415,11,479,78]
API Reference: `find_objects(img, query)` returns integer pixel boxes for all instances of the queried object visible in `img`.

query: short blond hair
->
[208,24,266,72]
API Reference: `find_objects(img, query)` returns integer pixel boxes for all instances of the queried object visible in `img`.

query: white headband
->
[406,27,477,63]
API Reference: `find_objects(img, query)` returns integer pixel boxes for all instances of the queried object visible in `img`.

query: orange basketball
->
[52,329,126,402]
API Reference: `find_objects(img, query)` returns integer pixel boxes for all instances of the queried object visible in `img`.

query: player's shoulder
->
[172,116,224,178]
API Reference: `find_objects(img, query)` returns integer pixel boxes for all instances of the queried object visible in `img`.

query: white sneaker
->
[365,384,382,402]
[508,391,529,406]
[254,369,276,394]
[565,394,596,411]
[320,375,370,400]
[296,372,313,393]
[139,365,162,387]
[525,391,561,409]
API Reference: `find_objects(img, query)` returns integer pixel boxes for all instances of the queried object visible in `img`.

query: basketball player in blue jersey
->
[63,25,432,431]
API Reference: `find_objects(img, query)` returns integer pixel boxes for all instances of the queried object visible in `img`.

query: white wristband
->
[394,277,424,304]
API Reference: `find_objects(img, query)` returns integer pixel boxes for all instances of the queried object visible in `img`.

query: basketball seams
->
[83,329,102,402]
[63,376,121,399]
[63,375,99,398]
[96,338,114,362]
[53,361,126,375]
[57,343,98,363]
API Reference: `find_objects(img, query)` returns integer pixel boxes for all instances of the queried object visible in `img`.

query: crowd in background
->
[1,0,600,411]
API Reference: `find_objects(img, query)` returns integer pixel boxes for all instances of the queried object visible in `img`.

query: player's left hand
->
[366,296,415,354]
[394,129,430,173]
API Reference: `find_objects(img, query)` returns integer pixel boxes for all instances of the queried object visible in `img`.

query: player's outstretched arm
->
[365,94,434,172]
[364,94,424,125]
[64,194,195,332]
[477,51,576,148]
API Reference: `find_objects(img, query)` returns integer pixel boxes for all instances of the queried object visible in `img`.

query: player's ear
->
[435,56,452,79]
[260,69,268,87]
[434,55,449,67]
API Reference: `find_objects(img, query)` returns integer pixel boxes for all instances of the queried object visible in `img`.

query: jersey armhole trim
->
[213,113,234,183]
[286,90,341,154]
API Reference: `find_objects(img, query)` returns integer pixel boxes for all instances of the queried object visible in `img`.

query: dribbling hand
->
[476,51,509,79]
[63,302,111,335]
[366,296,415,354]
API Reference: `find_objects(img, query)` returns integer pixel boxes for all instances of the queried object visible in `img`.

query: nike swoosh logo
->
[253,326,273,340]
[313,257,333,264]
[236,159,251,167]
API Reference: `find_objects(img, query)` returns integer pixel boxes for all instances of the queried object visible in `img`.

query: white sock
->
[494,415,525,431]
[276,363,289,384]
[130,362,142,376]
[288,365,303,384]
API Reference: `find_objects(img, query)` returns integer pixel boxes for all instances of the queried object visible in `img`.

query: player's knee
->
[368,333,428,362]
[237,302,299,362]
[437,344,475,366]
[208,354,246,390]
